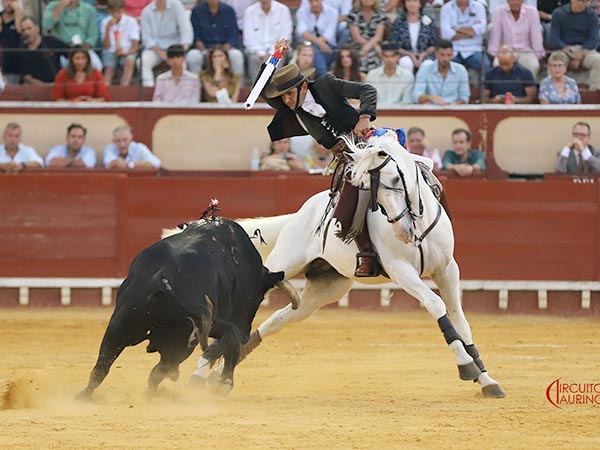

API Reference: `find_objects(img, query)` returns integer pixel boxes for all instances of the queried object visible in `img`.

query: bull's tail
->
[202,319,245,369]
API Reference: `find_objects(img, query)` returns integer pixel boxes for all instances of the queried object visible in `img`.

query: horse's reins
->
[367,154,441,276]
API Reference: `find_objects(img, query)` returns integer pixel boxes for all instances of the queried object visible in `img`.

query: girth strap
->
[415,203,442,276]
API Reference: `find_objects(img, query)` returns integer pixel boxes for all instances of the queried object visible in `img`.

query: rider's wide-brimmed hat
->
[264,64,315,98]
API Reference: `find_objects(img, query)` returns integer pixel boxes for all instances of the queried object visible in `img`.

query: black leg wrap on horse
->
[437,314,462,345]
[465,343,487,373]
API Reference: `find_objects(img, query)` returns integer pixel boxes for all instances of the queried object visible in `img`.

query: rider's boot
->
[439,189,453,222]
[354,225,381,278]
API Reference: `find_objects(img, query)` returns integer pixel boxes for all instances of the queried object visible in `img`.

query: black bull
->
[77,218,299,399]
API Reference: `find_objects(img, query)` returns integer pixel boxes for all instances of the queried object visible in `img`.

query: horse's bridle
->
[366,153,423,224]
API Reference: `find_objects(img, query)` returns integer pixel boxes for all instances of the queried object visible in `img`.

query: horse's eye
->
[377,151,387,157]
[392,176,400,185]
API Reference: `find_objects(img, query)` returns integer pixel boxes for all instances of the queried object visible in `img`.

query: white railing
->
[0,278,598,311]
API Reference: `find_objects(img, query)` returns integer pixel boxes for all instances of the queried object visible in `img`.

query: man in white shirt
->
[297,0,352,45]
[103,126,161,170]
[440,0,490,81]
[295,0,339,76]
[0,122,43,173]
[365,41,414,105]
[46,123,96,168]
[243,0,293,82]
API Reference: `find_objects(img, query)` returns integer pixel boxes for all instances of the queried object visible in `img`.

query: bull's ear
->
[263,270,284,290]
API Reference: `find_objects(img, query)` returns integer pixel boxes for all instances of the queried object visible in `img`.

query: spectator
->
[305,141,334,171]
[51,45,110,101]
[555,121,600,173]
[140,0,193,87]
[440,0,490,81]
[0,122,43,173]
[295,0,339,76]
[101,0,139,86]
[538,0,564,46]
[347,0,387,74]
[260,138,305,170]
[389,0,438,73]
[15,17,69,85]
[488,0,538,19]
[0,0,23,84]
[42,0,103,70]
[331,44,366,81]
[298,0,353,45]
[291,41,317,81]
[103,126,161,169]
[365,41,414,105]
[45,123,96,168]
[483,45,537,104]
[442,128,485,177]
[539,50,581,103]
[186,0,244,79]
[488,0,545,79]
[406,126,442,170]
[243,0,293,83]
[200,45,240,103]
[549,0,600,90]
[153,44,200,103]
[413,39,471,105]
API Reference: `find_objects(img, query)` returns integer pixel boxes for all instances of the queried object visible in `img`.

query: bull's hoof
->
[482,383,506,398]
[458,361,481,381]
[210,379,233,398]
[75,389,92,401]
[168,367,179,382]
[207,370,222,386]
[188,374,207,389]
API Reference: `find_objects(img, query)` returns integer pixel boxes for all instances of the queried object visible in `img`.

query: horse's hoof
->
[458,361,481,381]
[207,370,222,386]
[188,374,207,389]
[482,383,506,398]
[210,379,233,398]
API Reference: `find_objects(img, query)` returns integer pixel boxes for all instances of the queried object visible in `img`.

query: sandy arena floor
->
[0,307,599,450]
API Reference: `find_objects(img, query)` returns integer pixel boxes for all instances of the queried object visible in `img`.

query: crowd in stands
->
[0,122,161,172]
[1,0,600,103]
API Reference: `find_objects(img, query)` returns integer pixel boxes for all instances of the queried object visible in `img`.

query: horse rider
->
[256,39,452,277]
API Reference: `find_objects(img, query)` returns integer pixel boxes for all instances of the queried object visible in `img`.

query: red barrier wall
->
[0,171,598,280]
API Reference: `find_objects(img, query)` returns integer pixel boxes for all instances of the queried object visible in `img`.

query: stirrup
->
[354,251,381,278]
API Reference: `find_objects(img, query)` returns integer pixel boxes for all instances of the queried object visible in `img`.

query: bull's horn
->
[275,280,300,310]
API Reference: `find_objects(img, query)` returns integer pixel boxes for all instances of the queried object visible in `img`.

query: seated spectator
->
[555,122,600,173]
[0,122,43,173]
[103,126,161,169]
[538,0,563,47]
[389,0,438,74]
[298,0,353,46]
[487,0,537,20]
[483,45,537,104]
[153,44,200,103]
[549,0,600,90]
[186,0,244,80]
[200,45,240,103]
[442,128,485,177]
[45,123,96,168]
[291,41,317,81]
[347,0,387,74]
[260,138,305,170]
[440,0,490,82]
[413,39,471,105]
[305,141,334,171]
[406,126,442,170]
[295,0,339,76]
[539,50,581,104]
[0,0,23,84]
[42,0,103,71]
[487,0,545,79]
[15,16,69,85]
[101,0,139,86]
[243,0,293,83]
[365,41,414,105]
[330,44,366,81]
[140,0,193,87]
[51,45,110,101]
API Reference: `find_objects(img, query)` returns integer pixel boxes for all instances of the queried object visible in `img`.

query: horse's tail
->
[237,214,295,261]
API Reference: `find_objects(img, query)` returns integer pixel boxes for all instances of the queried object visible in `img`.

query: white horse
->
[168,129,504,398]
